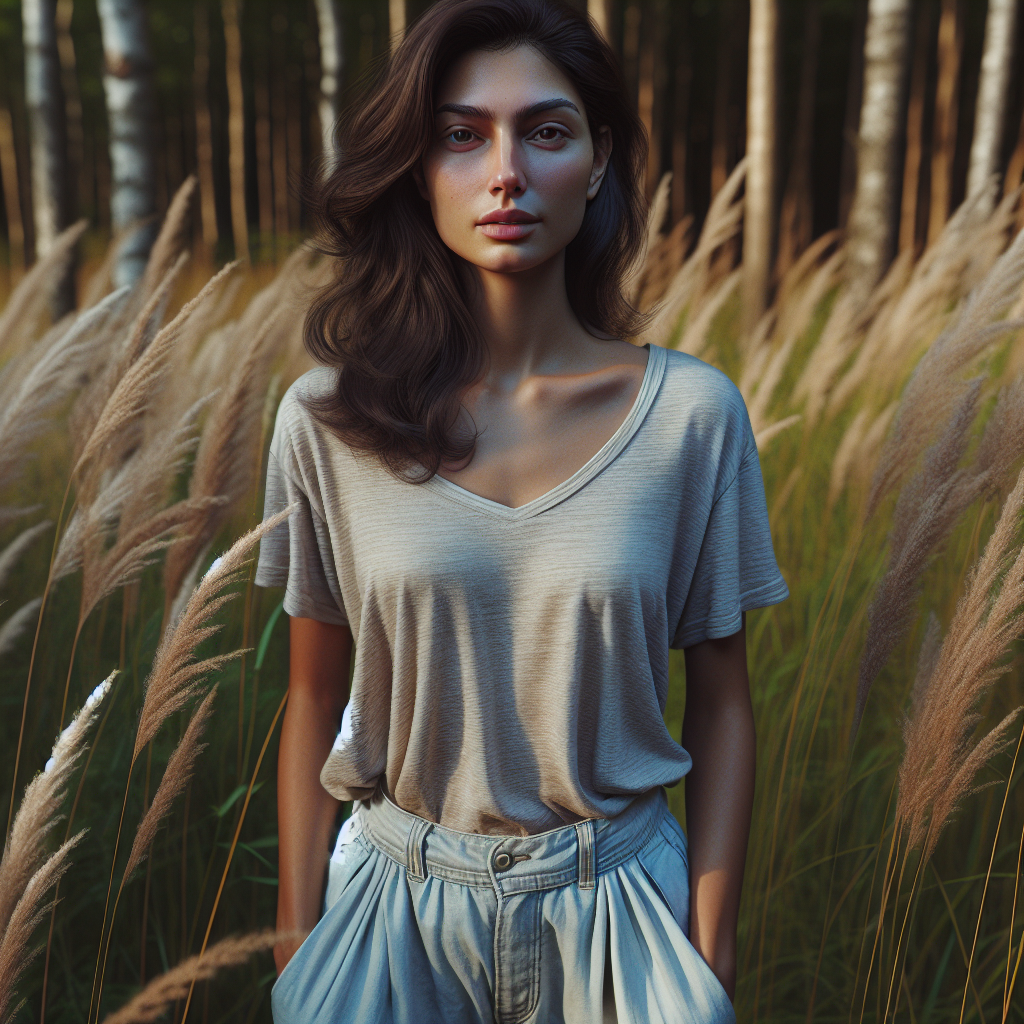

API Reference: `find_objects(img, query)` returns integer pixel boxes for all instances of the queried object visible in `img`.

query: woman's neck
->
[468,250,590,384]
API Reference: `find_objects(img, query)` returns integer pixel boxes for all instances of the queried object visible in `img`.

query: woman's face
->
[417,44,612,276]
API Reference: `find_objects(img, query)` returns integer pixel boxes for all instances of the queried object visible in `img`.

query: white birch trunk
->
[966,0,1020,206]
[97,0,158,287]
[389,0,406,52]
[588,0,612,43]
[313,0,344,176]
[22,0,68,259]
[846,0,911,299]
[743,0,777,334]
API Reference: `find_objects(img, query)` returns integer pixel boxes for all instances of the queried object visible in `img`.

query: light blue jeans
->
[271,787,735,1023]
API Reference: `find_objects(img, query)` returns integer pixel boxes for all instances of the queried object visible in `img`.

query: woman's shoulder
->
[655,347,751,434]
[270,366,346,466]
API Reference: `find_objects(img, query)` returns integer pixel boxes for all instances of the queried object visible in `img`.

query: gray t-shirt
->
[256,343,788,836]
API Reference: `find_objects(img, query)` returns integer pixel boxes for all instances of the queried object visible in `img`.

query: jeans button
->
[493,851,512,871]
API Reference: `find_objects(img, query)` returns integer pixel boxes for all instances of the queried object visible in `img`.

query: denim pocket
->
[637,820,690,935]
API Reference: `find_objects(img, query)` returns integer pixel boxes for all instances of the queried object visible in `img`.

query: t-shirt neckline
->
[424,343,668,522]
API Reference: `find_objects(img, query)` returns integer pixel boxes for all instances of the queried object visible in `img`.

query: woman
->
[256,1,788,1021]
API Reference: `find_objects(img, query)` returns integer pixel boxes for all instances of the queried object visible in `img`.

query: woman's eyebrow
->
[434,98,581,120]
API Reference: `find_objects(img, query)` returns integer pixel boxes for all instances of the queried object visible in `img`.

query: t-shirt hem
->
[282,588,348,626]
[671,575,790,648]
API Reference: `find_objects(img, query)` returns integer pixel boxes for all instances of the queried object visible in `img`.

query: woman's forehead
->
[435,44,584,117]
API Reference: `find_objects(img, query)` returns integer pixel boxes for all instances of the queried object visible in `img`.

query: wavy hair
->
[304,0,648,479]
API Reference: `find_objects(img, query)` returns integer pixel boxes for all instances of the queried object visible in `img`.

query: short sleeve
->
[255,447,348,626]
[671,441,788,648]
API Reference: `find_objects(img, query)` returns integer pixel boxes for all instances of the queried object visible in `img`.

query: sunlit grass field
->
[2,172,1024,1022]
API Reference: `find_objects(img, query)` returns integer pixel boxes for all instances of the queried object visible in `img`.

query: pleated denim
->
[271,787,736,1024]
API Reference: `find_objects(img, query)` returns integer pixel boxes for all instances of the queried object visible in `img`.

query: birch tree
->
[97,0,158,287]
[846,0,911,300]
[966,0,1020,207]
[588,0,612,43]
[22,0,73,312]
[389,0,406,52]
[313,0,344,177]
[743,0,777,334]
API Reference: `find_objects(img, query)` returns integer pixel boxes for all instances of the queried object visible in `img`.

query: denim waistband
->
[357,788,667,896]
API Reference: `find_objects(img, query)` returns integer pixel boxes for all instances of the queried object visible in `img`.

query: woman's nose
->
[488,136,526,196]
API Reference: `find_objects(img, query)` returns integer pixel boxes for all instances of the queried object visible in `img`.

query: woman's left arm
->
[681,612,755,1000]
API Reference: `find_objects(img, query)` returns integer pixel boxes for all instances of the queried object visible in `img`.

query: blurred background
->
[3,3,1024,1024]
[0,0,1021,303]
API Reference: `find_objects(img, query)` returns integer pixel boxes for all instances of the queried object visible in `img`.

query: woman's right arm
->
[275,615,354,974]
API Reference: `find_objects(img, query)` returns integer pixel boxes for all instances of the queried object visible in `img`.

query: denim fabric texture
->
[272,787,736,1024]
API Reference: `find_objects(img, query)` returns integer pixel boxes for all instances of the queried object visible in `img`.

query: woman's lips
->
[478,221,538,240]
[476,209,540,241]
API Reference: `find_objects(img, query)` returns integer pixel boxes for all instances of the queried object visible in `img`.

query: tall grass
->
[0,170,1023,1021]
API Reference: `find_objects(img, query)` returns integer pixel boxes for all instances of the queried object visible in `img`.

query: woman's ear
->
[587,126,612,201]
[412,160,430,202]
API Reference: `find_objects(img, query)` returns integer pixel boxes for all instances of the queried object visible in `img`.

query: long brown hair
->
[304,0,648,480]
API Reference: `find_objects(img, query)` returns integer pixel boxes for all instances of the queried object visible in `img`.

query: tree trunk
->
[743,0,778,334]
[313,0,343,176]
[711,0,738,200]
[838,0,868,229]
[899,2,930,254]
[0,104,26,276]
[966,0,1019,206]
[55,0,83,226]
[272,13,290,246]
[254,52,273,248]
[23,0,74,313]
[193,1,218,248]
[670,1,692,226]
[222,0,249,262]
[776,0,820,281]
[637,3,658,196]
[98,0,158,287]
[588,0,613,44]
[927,0,961,245]
[846,0,911,299]
[389,0,406,52]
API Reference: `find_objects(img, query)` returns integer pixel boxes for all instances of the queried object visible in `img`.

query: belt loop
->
[575,819,595,890]
[405,817,432,882]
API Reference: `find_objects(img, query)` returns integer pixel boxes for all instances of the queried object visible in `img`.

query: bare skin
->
[275,42,755,1003]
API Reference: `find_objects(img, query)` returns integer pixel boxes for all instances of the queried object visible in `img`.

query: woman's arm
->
[681,612,755,1000]
[275,615,353,974]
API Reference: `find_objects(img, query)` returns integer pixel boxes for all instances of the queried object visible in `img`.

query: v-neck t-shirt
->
[255,343,789,836]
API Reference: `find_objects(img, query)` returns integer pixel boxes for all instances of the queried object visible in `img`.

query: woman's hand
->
[274,616,353,975]
[681,613,755,1001]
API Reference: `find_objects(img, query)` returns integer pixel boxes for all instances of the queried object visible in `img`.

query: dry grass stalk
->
[79,497,225,628]
[162,311,289,613]
[0,832,83,1023]
[897,465,1024,859]
[0,221,88,358]
[676,269,740,357]
[0,675,113,1017]
[0,522,51,591]
[854,382,990,733]
[73,262,238,488]
[0,599,43,660]
[123,689,216,881]
[137,507,292,758]
[868,226,1024,518]
[754,414,801,450]
[139,177,197,301]
[100,931,283,1024]
[67,259,189,468]
[974,375,1024,494]
[0,287,129,495]
[636,159,747,349]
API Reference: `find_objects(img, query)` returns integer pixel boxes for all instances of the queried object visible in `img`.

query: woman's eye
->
[532,127,565,143]
[447,129,476,145]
